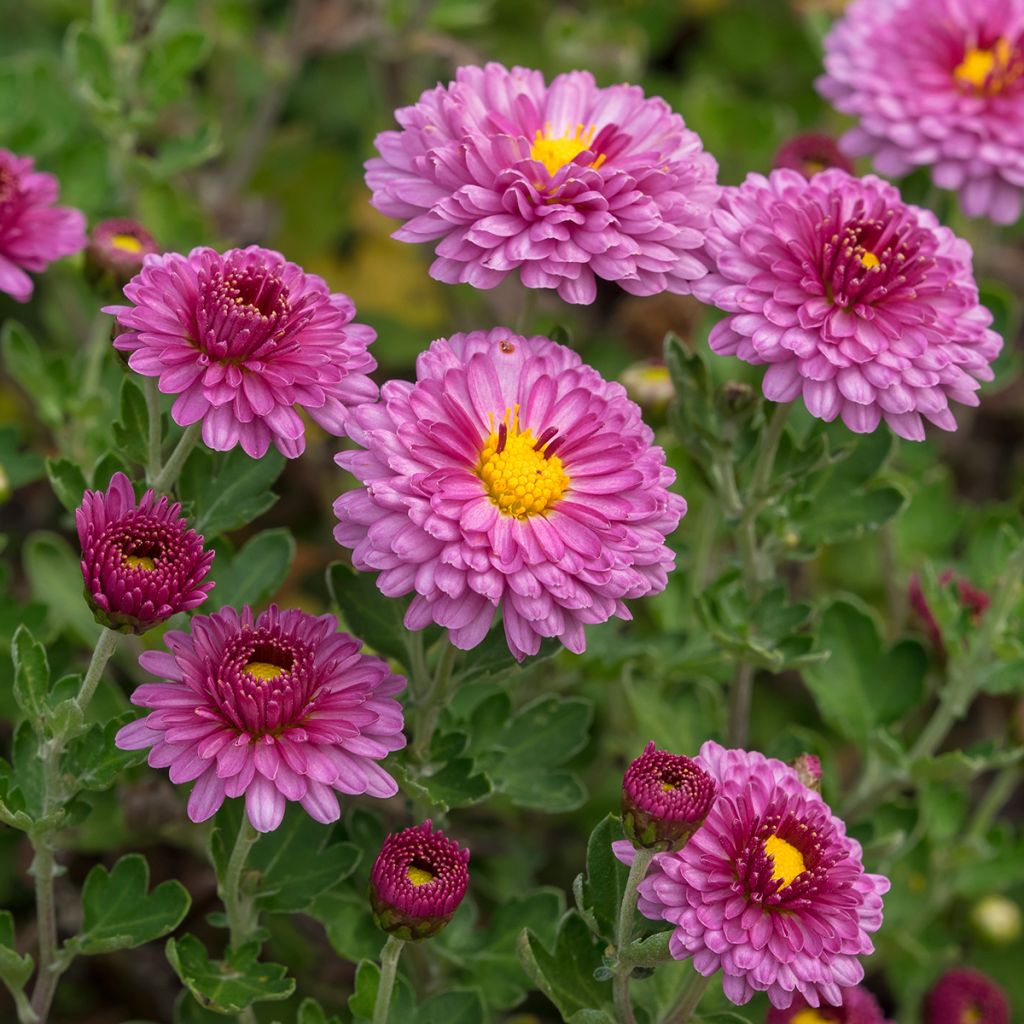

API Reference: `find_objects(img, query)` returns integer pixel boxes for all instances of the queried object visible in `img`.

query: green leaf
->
[45,457,88,514]
[310,889,382,964]
[166,935,294,1015]
[140,28,210,107]
[112,377,151,466]
[410,757,493,812]
[23,531,103,645]
[64,714,147,793]
[577,815,629,943]
[457,626,558,682]
[347,958,414,1024]
[326,562,410,664]
[0,425,44,490]
[0,909,33,993]
[11,624,50,724]
[179,446,285,536]
[208,529,295,610]
[417,990,486,1024]
[799,486,907,548]
[296,997,343,1024]
[1,321,63,427]
[71,854,190,955]
[64,21,117,107]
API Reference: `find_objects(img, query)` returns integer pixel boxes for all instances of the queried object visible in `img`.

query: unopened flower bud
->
[620,361,674,411]
[774,132,854,179]
[85,218,159,293]
[621,742,717,851]
[909,570,990,655]
[970,895,1022,946]
[715,380,756,417]
[789,754,822,792]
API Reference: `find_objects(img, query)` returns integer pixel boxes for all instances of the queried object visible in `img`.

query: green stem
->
[150,422,201,494]
[612,847,655,1024]
[411,640,458,762]
[75,627,120,714]
[727,660,755,748]
[220,817,260,952]
[660,967,711,1023]
[371,935,406,1024]
[967,764,1021,841]
[144,377,163,485]
[81,311,113,402]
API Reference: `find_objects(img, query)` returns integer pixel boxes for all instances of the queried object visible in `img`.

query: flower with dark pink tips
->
[76,472,214,634]
[105,245,378,459]
[695,169,1001,440]
[766,986,893,1024]
[613,741,890,1009]
[819,0,1024,225]
[366,62,719,305]
[774,133,854,179]
[333,327,686,661]
[924,967,1010,1024]
[370,820,470,939]
[621,742,717,850]
[114,605,406,833]
[0,148,86,302]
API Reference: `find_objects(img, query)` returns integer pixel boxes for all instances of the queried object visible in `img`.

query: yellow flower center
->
[859,250,880,270]
[477,406,569,519]
[764,834,807,890]
[245,661,287,681]
[954,38,1021,93]
[406,865,434,887]
[122,554,156,570]
[791,1010,836,1024]
[530,122,607,177]
[110,232,144,253]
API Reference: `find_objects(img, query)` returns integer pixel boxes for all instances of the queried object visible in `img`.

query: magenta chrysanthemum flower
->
[76,472,214,633]
[774,133,854,179]
[621,742,717,850]
[105,246,378,459]
[333,328,686,661]
[818,0,1024,224]
[613,741,890,1009]
[369,820,470,939]
[924,968,1010,1024]
[695,169,1002,440]
[0,148,86,302]
[366,62,719,304]
[114,605,406,832]
[86,218,159,287]
[766,986,893,1024]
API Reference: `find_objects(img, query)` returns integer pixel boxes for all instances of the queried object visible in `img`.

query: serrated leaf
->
[1,321,63,427]
[64,713,146,792]
[11,624,49,724]
[112,377,151,465]
[0,909,33,993]
[296,997,343,1024]
[45,457,88,514]
[325,562,410,664]
[578,815,629,943]
[414,758,493,811]
[179,446,285,536]
[208,528,295,610]
[0,424,44,491]
[310,888,382,964]
[23,531,102,645]
[347,958,414,1024]
[417,990,486,1024]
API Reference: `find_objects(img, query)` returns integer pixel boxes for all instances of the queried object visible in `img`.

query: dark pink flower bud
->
[766,985,892,1023]
[909,571,990,655]
[773,132,854,179]
[621,742,717,851]
[924,968,1009,1024]
[370,820,470,939]
[790,753,822,792]
[86,218,159,290]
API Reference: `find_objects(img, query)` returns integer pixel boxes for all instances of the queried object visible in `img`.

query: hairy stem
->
[411,640,458,763]
[75,627,120,714]
[727,660,755,748]
[660,967,711,1023]
[144,377,163,485]
[612,847,655,1024]
[220,816,260,952]
[150,422,201,494]
[371,934,406,1024]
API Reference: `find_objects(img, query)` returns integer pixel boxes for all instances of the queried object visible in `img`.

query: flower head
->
[924,968,1010,1024]
[774,133,854,179]
[766,986,893,1024]
[366,62,719,304]
[115,605,406,832]
[370,820,470,939]
[86,218,159,289]
[819,0,1024,224]
[695,169,1001,440]
[622,742,717,850]
[0,148,86,302]
[105,246,378,458]
[615,741,890,1009]
[77,472,214,633]
[333,328,686,660]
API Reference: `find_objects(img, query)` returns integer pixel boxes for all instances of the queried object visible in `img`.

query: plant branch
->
[371,934,406,1024]
[411,639,458,763]
[612,847,655,1024]
[220,816,260,952]
[150,422,201,494]
[75,627,120,714]
[144,377,163,485]
[660,967,711,1023]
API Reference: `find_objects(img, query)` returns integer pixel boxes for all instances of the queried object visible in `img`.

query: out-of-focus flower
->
[924,968,1010,1024]
[115,605,406,832]
[774,133,855,178]
[695,169,1001,440]
[909,570,990,653]
[790,753,823,791]
[366,62,719,305]
[620,361,675,410]
[615,741,889,1009]
[970,895,1022,946]
[77,472,214,634]
[370,820,470,939]
[766,986,892,1023]
[334,328,686,661]
[621,741,716,850]
[0,148,86,302]
[819,0,1024,224]
[86,218,159,290]
[105,246,378,458]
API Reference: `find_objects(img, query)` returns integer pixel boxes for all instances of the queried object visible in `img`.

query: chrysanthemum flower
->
[333,328,686,660]
[366,63,719,304]
[105,246,378,458]
[766,986,892,1024]
[115,605,406,832]
[621,742,717,850]
[370,820,470,939]
[695,169,1001,440]
[0,148,86,302]
[924,967,1010,1024]
[77,472,214,633]
[819,0,1024,224]
[774,133,854,179]
[613,741,889,1009]
[86,218,159,288]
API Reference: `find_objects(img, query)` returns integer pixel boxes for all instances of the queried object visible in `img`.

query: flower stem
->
[220,816,260,952]
[660,966,711,1023]
[612,847,655,1024]
[81,310,113,403]
[150,421,201,494]
[144,377,163,485]
[75,627,120,714]
[371,934,406,1024]
[727,660,755,748]
[411,639,458,762]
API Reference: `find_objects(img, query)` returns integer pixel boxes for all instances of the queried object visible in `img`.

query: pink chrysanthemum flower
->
[613,741,890,1009]
[924,968,1010,1024]
[115,605,406,832]
[333,328,686,661]
[695,169,1002,440]
[0,148,86,302]
[774,133,854,179]
[370,820,470,939]
[105,246,378,458]
[86,218,159,288]
[818,0,1024,225]
[621,742,717,851]
[366,62,719,304]
[76,472,214,634]
[766,986,893,1024]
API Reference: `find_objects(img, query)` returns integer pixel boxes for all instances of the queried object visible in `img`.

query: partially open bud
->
[789,753,822,792]
[620,361,674,412]
[970,895,1022,946]
[85,218,159,293]
[774,132,854,179]
[924,968,1009,1024]
[621,742,716,851]
[369,820,469,940]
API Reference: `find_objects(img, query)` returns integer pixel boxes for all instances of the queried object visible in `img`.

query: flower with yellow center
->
[110,232,145,253]
[764,833,807,890]
[244,661,287,681]
[406,865,434,887]
[477,406,569,519]
[123,553,156,570]
[954,38,1022,94]
[530,122,606,177]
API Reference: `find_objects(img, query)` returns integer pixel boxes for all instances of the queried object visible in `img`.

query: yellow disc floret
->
[791,1010,836,1024]
[110,233,145,253]
[955,38,1021,93]
[859,250,881,270]
[406,865,435,887]
[123,554,156,570]
[530,122,607,177]
[477,406,569,519]
[764,834,807,890]
[245,661,287,681]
